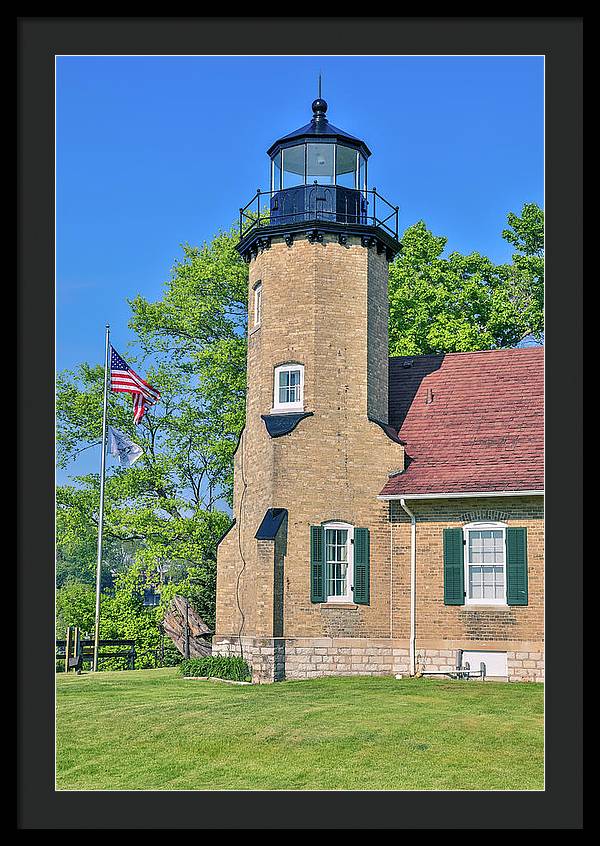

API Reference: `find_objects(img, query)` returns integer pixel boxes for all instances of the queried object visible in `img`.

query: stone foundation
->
[416,641,544,682]
[416,645,544,682]
[213,635,543,683]
[507,649,545,682]
[214,635,410,681]
[285,637,410,679]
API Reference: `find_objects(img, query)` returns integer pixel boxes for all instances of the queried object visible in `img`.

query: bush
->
[179,655,251,682]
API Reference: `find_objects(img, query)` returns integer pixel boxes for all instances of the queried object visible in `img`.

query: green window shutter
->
[443,528,465,605]
[353,528,370,605]
[310,525,326,603]
[506,527,528,606]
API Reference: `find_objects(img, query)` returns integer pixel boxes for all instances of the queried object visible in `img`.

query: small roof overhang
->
[255,508,288,541]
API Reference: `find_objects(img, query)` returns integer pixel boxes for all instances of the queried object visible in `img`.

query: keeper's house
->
[214,95,544,683]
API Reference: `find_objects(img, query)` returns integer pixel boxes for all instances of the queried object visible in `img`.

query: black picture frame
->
[18,16,582,830]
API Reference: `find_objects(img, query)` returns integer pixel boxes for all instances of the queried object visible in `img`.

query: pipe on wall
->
[389,518,394,639]
[399,498,417,676]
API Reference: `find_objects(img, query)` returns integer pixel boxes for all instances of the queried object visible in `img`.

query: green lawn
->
[56,668,543,791]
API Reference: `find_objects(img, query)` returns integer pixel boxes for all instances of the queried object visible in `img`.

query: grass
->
[56,668,543,791]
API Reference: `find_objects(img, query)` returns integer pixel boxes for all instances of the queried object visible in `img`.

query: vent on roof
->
[402,360,413,369]
[425,387,434,405]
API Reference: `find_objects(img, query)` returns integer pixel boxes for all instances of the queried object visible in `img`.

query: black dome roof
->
[266,99,371,159]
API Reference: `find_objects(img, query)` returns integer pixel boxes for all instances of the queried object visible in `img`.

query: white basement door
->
[462,650,508,678]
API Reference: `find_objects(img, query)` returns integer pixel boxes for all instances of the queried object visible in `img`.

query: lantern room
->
[236,93,400,261]
[267,97,369,228]
[268,98,369,192]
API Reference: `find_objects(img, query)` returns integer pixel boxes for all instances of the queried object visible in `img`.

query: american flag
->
[110,346,161,424]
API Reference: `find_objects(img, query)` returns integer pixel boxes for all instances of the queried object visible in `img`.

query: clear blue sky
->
[57,55,543,478]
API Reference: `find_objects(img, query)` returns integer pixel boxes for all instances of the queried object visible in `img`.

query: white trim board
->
[378,490,544,501]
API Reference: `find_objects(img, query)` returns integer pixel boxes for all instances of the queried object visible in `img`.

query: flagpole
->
[93,324,110,672]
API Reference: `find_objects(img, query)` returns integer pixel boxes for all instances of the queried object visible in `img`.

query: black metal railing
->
[239,186,399,242]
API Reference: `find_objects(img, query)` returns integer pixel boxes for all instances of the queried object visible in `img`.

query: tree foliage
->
[55,558,217,669]
[388,203,544,355]
[56,581,96,638]
[56,230,242,644]
[128,231,248,497]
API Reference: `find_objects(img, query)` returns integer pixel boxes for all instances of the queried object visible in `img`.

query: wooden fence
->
[56,628,136,672]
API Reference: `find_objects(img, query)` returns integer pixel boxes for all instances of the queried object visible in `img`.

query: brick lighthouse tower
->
[214,92,405,682]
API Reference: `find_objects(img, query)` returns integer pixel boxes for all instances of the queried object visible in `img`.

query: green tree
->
[56,229,242,651]
[502,202,544,258]
[499,202,544,342]
[56,581,96,638]
[98,563,164,668]
[388,203,544,355]
[129,230,248,499]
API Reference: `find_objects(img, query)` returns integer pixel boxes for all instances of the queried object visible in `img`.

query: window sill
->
[321,602,358,610]
[269,407,305,415]
[464,603,510,610]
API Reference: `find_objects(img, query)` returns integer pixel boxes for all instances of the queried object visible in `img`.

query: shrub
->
[179,655,251,682]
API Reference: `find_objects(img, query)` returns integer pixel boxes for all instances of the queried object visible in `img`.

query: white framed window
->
[253,282,262,328]
[324,522,354,602]
[272,363,304,413]
[464,522,508,605]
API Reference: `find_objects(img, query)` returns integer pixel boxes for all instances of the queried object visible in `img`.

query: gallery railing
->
[239,186,399,242]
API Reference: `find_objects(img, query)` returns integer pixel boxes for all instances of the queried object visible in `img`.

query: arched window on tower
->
[253,281,262,328]
[272,363,304,413]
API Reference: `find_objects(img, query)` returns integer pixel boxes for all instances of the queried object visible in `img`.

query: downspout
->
[399,498,417,676]
[389,518,394,639]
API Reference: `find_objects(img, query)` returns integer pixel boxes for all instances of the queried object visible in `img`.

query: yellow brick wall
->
[216,234,404,641]
[389,497,544,651]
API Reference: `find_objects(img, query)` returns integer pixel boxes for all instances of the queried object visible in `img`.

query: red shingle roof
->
[379,347,544,497]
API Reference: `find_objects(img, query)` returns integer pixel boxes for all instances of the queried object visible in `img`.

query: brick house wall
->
[389,496,544,681]
[216,492,543,682]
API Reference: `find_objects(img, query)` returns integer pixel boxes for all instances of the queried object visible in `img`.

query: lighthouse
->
[214,93,405,682]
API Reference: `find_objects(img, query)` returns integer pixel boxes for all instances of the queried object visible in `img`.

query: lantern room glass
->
[306,143,334,184]
[282,145,304,188]
[335,145,357,188]
[271,143,368,191]
[358,153,367,192]
[271,151,282,192]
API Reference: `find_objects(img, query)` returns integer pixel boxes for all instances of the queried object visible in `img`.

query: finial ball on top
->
[311,98,328,118]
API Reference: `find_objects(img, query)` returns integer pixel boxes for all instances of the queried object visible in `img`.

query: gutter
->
[399,498,417,677]
[379,489,543,501]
